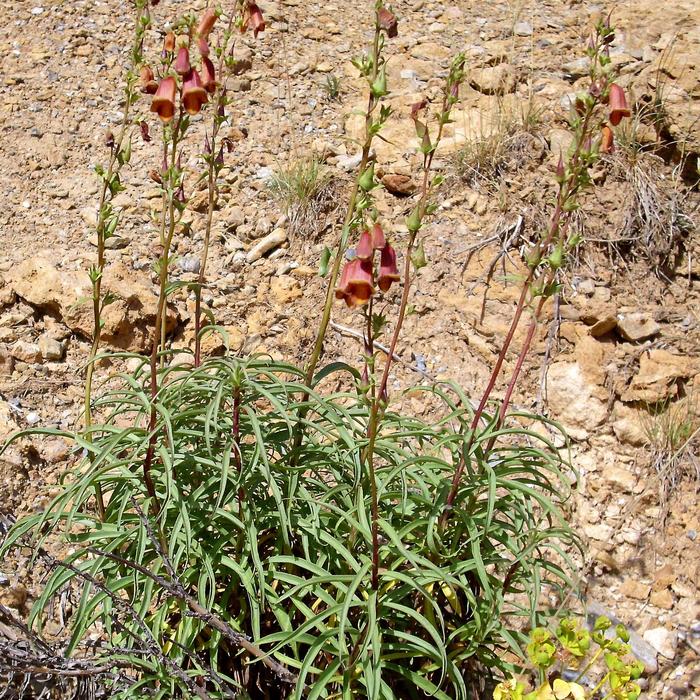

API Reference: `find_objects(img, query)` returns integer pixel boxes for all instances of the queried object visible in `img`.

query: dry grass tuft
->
[268,155,338,239]
[642,390,700,512]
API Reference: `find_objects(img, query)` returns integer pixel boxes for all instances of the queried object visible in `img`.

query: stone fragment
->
[513,21,533,36]
[643,627,677,660]
[9,258,180,353]
[620,579,651,600]
[469,64,516,95]
[246,228,287,263]
[546,361,608,440]
[622,350,697,403]
[611,403,647,446]
[649,589,674,610]
[0,345,14,375]
[617,312,661,342]
[38,335,64,361]
[270,276,302,305]
[11,340,42,363]
[381,173,416,196]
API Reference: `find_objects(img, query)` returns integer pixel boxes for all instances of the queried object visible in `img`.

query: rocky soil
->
[0,0,698,696]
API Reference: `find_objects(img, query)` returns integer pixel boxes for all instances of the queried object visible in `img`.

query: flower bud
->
[358,163,375,192]
[201,56,216,93]
[378,7,398,38]
[150,76,177,122]
[104,130,115,148]
[198,36,210,57]
[182,69,208,115]
[378,244,400,292]
[555,152,565,183]
[197,8,217,40]
[140,120,151,143]
[163,31,176,54]
[174,46,191,76]
[356,229,374,261]
[139,65,158,94]
[406,207,422,233]
[608,83,631,126]
[149,169,163,184]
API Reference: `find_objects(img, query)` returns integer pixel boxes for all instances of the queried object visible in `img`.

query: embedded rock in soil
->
[246,228,287,263]
[546,361,608,440]
[9,258,180,353]
[622,350,698,403]
[616,312,661,342]
[643,627,678,660]
[469,64,517,95]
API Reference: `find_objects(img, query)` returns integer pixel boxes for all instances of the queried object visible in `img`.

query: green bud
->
[548,244,563,269]
[370,66,388,98]
[358,163,375,192]
[406,206,422,233]
[411,239,427,269]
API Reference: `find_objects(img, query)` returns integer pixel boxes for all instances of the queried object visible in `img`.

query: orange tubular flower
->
[174,46,191,76]
[336,259,375,307]
[140,65,158,94]
[371,222,386,250]
[197,36,210,57]
[150,76,177,122]
[608,84,630,126]
[600,125,614,154]
[356,229,374,261]
[201,56,216,93]
[163,31,176,53]
[182,69,208,115]
[197,7,217,41]
[249,3,266,37]
[378,244,400,292]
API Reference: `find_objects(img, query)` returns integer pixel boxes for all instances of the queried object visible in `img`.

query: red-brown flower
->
[336,258,374,307]
[378,244,400,292]
[150,76,177,122]
[174,46,191,76]
[201,56,216,93]
[371,222,386,250]
[609,84,630,126]
[356,229,374,261]
[163,31,176,53]
[600,125,614,154]
[139,65,158,94]
[378,7,398,38]
[197,8,217,40]
[248,3,265,37]
[182,69,208,115]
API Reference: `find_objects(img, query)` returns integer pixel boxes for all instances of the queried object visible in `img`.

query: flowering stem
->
[194,10,240,367]
[84,1,148,520]
[442,58,609,517]
[363,64,462,589]
[303,14,383,388]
